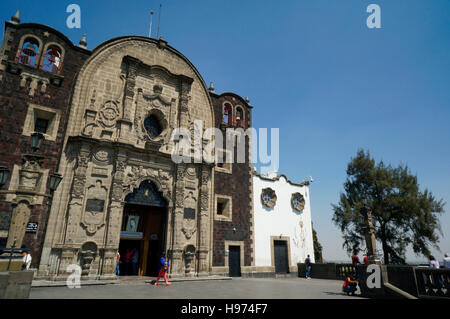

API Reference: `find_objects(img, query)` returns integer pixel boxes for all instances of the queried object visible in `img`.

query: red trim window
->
[16,38,39,68]
[41,45,62,74]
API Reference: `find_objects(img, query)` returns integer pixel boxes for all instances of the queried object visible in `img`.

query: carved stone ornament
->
[182,219,197,240]
[291,192,306,211]
[135,84,172,143]
[123,166,172,201]
[18,156,43,191]
[93,147,111,164]
[99,101,120,128]
[261,188,277,208]
[80,242,97,276]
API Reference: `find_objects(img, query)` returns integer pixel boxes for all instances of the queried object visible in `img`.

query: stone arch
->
[124,179,169,208]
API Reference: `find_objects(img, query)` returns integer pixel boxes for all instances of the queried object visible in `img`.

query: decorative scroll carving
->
[135,85,172,144]
[81,180,108,235]
[182,191,197,239]
[98,101,120,128]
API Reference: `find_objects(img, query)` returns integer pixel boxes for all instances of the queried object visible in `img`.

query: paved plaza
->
[30,277,362,299]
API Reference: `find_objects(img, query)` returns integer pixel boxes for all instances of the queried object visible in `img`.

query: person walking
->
[21,249,32,271]
[305,255,312,279]
[115,251,121,276]
[154,253,171,286]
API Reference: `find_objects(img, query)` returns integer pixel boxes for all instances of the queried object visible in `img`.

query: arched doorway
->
[119,180,168,276]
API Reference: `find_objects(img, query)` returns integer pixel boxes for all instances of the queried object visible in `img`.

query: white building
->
[253,170,315,275]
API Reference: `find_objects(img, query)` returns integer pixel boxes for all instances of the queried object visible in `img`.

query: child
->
[342,272,358,296]
[154,253,171,286]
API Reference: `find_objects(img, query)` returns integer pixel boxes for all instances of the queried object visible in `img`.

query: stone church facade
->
[0,13,255,279]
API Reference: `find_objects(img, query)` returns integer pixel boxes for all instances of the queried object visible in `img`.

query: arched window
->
[17,37,40,67]
[223,103,232,126]
[41,45,63,74]
[235,107,244,128]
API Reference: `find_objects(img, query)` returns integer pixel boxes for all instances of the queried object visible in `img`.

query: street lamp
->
[49,173,63,192]
[31,132,44,151]
[0,166,10,187]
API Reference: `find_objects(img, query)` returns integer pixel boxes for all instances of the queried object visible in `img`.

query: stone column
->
[362,203,381,265]
[197,166,211,274]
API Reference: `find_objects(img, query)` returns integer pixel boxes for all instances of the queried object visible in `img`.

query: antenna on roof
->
[148,10,155,38]
[157,4,162,39]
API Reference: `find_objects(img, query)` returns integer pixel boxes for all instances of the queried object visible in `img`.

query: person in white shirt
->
[444,253,450,269]
[22,250,32,271]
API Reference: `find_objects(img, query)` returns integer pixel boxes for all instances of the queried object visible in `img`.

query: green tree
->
[312,224,323,263]
[332,149,445,264]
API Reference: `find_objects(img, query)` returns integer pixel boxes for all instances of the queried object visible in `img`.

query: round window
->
[144,115,162,139]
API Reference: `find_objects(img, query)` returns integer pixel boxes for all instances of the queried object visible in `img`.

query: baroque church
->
[0,12,313,280]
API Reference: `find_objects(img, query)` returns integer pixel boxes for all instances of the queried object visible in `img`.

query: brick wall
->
[0,22,90,267]
[210,93,253,267]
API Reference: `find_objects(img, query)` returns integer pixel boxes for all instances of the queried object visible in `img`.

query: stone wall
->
[0,271,34,299]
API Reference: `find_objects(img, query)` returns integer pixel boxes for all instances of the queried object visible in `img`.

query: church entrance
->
[119,180,168,277]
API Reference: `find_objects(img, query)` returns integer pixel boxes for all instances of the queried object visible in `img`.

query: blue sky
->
[2,0,449,263]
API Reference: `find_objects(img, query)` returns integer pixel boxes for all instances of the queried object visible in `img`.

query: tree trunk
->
[380,231,390,265]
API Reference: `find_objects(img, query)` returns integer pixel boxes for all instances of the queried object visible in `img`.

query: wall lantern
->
[49,173,63,192]
[0,166,10,186]
[31,132,44,151]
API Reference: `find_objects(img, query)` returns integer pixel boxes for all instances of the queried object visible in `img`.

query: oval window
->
[144,115,162,138]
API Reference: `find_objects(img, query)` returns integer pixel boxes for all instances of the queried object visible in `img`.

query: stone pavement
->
[30,277,363,299]
[32,275,232,287]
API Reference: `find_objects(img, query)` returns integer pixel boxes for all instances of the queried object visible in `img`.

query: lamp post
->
[49,173,63,192]
[31,132,44,152]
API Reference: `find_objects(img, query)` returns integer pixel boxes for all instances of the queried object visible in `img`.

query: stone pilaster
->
[198,166,211,274]
[64,144,90,245]
[104,152,127,249]
[170,164,186,275]
[118,57,138,143]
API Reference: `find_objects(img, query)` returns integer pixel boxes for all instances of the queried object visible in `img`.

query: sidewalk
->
[32,275,232,287]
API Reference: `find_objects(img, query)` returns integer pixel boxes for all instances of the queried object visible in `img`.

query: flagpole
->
[157,4,162,39]
[149,11,154,38]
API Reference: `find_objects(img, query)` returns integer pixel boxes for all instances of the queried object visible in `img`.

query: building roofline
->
[253,170,310,187]
[5,21,91,54]
[209,91,253,109]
